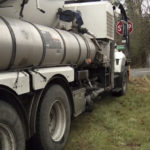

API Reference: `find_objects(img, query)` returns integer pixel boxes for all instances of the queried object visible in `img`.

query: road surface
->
[131,68,150,77]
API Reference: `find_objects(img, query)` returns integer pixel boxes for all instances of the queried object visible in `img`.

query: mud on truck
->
[0,0,130,150]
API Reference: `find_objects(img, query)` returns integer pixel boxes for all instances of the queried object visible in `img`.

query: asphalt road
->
[131,68,150,77]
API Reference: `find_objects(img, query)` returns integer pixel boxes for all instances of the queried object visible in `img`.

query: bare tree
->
[125,0,150,67]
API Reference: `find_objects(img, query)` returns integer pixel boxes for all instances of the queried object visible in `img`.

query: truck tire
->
[36,84,71,150]
[119,70,128,96]
[0,101,25,150]
[113,69,128,96]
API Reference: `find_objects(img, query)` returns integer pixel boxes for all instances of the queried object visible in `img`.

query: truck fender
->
[29,75,74,136]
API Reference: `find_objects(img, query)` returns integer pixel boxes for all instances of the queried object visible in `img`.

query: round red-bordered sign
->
[116,20,123,35]
[128,20,133,34]
[116,20,133,36]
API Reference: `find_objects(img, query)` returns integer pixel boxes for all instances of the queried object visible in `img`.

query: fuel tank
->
[0,17,97,71]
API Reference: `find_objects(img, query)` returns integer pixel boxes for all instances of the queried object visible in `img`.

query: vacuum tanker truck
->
[0,0,130,150]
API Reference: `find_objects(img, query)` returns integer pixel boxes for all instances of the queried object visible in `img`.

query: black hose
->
[119,4,128,21]
[20,0,29,18]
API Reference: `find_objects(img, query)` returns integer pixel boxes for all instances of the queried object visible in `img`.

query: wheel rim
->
[0,123,16,150]
[49,100,66,142]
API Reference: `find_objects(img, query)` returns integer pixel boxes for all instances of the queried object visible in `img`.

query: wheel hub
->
[49,100,66,142]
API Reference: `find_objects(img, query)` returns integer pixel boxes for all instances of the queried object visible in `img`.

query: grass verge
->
[65,76,150,150]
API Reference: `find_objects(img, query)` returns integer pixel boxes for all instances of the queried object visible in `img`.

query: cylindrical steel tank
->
[0,16,97,71]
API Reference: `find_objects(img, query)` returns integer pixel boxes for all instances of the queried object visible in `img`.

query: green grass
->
[65,76,150,150]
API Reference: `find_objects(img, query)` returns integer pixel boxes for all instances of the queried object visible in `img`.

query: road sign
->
[128,20,133,34]
[116,20,133,36]
[116,21,123,35]
[117,45,125,50]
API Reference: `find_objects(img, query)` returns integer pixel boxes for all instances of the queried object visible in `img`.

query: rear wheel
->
[0,101,25,150]
[119,70,128,96]
[36,84,71,150]
[121,71,128,95]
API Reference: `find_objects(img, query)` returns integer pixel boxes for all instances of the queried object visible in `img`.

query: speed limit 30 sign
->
[116,20,133,36]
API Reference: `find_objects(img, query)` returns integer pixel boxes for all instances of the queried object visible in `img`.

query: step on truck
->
[0,0,130,150]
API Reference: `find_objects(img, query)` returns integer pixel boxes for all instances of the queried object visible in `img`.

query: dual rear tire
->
[0,84,71,150]
[0,101,25,150]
